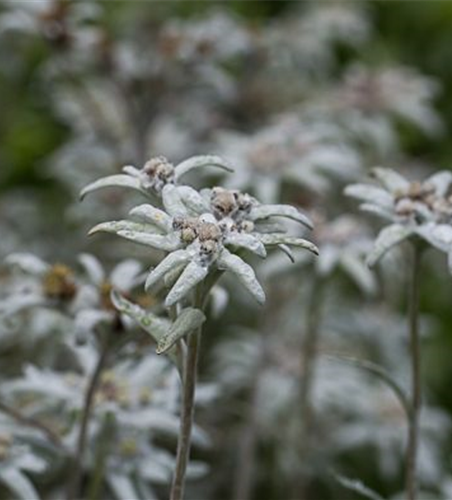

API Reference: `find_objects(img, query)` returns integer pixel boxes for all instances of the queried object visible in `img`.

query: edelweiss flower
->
[87,170,318,307]
[345,167,452,269]
[80,155,233,200]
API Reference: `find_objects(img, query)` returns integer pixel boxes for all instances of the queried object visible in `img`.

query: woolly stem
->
[406,244,422,500]
[296,276,325,499]
[67,341,111,500]
[170,285,205,500]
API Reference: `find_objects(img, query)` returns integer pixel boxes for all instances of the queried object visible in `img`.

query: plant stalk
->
[233,376,260,500]
[170,286,205,500]
[406,244,422,500]
[67,341,111,500]
[296,276,325,500]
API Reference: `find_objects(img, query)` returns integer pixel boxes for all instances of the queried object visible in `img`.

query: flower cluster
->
[85,156,318,308]
[346,167,452,269]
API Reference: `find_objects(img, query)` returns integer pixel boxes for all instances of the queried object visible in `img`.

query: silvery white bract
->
[216,113,361,203]
[85,160,318,308]
[262,215,377,295]
[346,167,452,270]
[0,416,49,500]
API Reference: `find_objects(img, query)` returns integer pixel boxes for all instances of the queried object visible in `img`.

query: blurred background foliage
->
[3,1,452,184]
[2,1,452,499]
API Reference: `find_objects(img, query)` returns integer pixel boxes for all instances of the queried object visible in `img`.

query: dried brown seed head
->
[42,264,77,302]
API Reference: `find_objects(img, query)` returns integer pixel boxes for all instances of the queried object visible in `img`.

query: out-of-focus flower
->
[0,252,144,344]
[346,167,452,270]
[217,113,361,202]
[307,65,441,156]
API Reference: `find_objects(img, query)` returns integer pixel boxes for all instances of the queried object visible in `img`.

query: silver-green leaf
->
[366,224,412,267]
[156,308,206,354]
[174,155,233,180]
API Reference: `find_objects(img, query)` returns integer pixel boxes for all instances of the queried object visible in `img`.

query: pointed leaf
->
[78,253,105,285]
[110,291,169,341]
[327,354,410,419]
[116,231,181,252]
[80,174,145,200]
[129,204,172,232]
[258,234,319,255]
[174,155,233,180]
[162,184,189,217]
[224,232,267,257]
[165,262,209,307]
[359,203,393,221]
[366,224,412,267]
[4,253,49,275]
[0,294,46,317]
[0,468,41,500]
[425,171,452,196]
[277,244,295,263]
[74,309,112,344]
[415,223,452,252]
[249,204,313,229]
[345,184,394,208]
[217,249,265,304]
[110,259,143,290]
[157,308,206,354]
[88,220,158,237]
[145,251,190,291]
[333,471,384,500]
[106,473,140,500]
[340,253,377,295]
[178,186,210,214]
[316,244,339,276]
[371,167,409,193]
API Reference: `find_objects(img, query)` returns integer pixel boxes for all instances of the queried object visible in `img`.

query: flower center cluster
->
[140,156,175,192]
[210,187,254,222]
[0,434,12,461]
[394,181,452,223]
[42,264,77,302]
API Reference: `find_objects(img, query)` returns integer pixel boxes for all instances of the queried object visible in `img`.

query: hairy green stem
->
[87,412,115,500]
[406,244,422,500]
[233,375,261,500]
[170,286,205,500]
[67,341,111,500]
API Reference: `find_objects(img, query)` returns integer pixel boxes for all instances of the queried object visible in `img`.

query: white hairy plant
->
[82,153,318,500]
[346,167,452,500]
